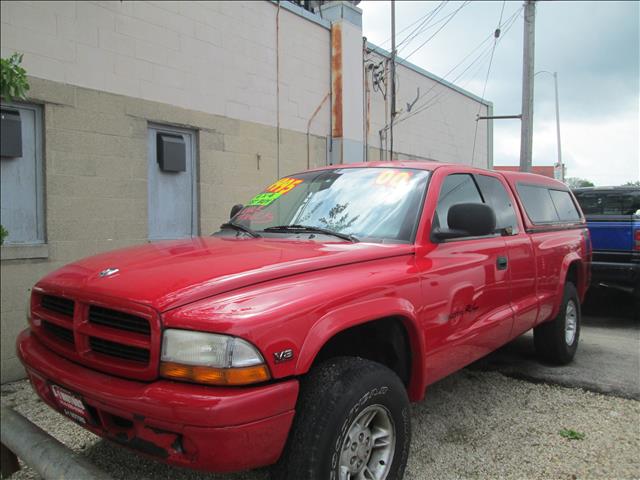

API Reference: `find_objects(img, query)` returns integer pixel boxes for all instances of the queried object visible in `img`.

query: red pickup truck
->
[17,162,590,479]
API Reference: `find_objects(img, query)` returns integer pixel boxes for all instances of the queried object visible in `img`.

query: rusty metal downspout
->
[328,16,333,165]
[331,23,343,165]
[307,92,330,169]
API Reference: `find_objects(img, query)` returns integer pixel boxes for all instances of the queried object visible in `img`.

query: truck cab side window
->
[548,189,581,221]
[476,175,519,234]
[435,174,483,229]
[517,184,560,224]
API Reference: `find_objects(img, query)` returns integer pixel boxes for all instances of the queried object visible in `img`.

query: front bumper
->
[17,329,299,472]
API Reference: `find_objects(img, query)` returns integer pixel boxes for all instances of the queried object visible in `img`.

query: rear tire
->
[534,281,580,365]
[273,357,411,480]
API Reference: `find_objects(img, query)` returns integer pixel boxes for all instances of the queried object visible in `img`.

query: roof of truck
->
[302,161,571,190]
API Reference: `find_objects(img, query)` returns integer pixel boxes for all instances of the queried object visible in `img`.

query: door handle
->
[497,256,508,270]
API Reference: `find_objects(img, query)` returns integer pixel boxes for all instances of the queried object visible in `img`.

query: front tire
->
[274,357,411,480]
[534,281,581,365]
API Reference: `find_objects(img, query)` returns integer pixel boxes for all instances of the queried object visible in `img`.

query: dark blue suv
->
[573,187,639,302]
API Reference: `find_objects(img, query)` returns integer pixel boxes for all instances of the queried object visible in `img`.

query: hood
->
[36,237,414,311]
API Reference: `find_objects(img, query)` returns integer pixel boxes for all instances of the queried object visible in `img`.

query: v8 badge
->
[273,348,294,363]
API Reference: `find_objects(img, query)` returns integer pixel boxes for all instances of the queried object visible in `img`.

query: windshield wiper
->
[219,221,261,238]
[262,224,359,242]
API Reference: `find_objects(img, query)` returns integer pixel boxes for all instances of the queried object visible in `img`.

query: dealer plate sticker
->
[51,384,88,424]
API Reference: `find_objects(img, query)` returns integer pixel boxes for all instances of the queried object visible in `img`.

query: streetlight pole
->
[536,70,563,181]
[552,72,563,180]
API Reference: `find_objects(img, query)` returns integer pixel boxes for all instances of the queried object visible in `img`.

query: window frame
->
[516,181,583,226]
[0,101,45,249]
[430,172,501,243]
[474,173,520,235]
[548,188,582,222]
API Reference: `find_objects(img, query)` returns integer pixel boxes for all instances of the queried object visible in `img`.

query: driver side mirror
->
[432,203,496,241]
[230,204,244,219]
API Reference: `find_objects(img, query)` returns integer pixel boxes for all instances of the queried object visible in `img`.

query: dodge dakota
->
[17,162,590,480]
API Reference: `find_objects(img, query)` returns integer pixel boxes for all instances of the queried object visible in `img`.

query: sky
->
[359,0,640,186]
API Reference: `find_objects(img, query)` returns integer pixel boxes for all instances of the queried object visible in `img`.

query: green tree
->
[622,180,640,187]
[565,177,595,189]
[1,52,30,101]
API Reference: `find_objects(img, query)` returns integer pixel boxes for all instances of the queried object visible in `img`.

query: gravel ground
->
[2,370,639,480]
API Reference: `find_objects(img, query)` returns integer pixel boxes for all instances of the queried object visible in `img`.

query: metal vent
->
[89,337,150,364]
[43,321,74,345]
[88,306,150,336]
[41,295,75,318]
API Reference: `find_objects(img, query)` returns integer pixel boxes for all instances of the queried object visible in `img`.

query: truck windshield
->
[227,167,430,243]
[573,189,640,216]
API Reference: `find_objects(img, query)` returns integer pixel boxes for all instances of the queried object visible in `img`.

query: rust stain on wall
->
[331,23,343,138]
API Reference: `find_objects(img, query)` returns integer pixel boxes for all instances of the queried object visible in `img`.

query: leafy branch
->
[1,52,30,101]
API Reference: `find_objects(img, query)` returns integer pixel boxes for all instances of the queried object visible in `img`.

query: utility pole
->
[520,0,536,172]
[390,0,396,160]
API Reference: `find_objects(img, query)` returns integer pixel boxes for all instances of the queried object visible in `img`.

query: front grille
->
[43,321,74,345]
[89,337,150,364]
[34,291,158,380]
[89,306,150,336]
[41,295,74,318]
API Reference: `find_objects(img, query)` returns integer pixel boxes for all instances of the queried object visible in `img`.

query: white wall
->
[367,49,490,167]
[0,0,331,136]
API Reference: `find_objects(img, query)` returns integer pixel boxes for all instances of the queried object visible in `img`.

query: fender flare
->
[550,253,582,319]
[295,296,428,402]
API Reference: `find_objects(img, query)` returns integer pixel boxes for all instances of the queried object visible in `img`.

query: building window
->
[0,102,44,245]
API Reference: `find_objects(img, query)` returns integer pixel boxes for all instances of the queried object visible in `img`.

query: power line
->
[402,1,471,62]
[378,1,447,48]
[371,2,448,90]
[471,0,506,164]
[393,6,522,127]
[389,33,497,126]
[395,1,449,55]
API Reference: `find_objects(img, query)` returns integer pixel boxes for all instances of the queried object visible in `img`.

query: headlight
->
[159,329,270,386]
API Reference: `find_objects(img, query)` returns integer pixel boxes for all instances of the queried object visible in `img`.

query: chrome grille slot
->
[89,306,150,336]
[43,321,74,345]
[89,337,150,364]
[41,295,74,318]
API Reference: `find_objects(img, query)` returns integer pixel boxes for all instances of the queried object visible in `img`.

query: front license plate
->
[51,384,88,425]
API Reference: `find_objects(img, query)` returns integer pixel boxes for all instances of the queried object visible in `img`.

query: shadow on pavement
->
[582,285,637,327]
[470,285,639,400]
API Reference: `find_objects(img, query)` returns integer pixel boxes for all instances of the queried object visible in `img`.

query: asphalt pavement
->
[473,286,640,400]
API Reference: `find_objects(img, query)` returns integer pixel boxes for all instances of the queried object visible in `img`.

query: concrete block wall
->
[0,77,327,382]
[0,1,331,137]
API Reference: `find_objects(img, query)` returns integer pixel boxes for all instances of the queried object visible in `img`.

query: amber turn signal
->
[160,361,271,386]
